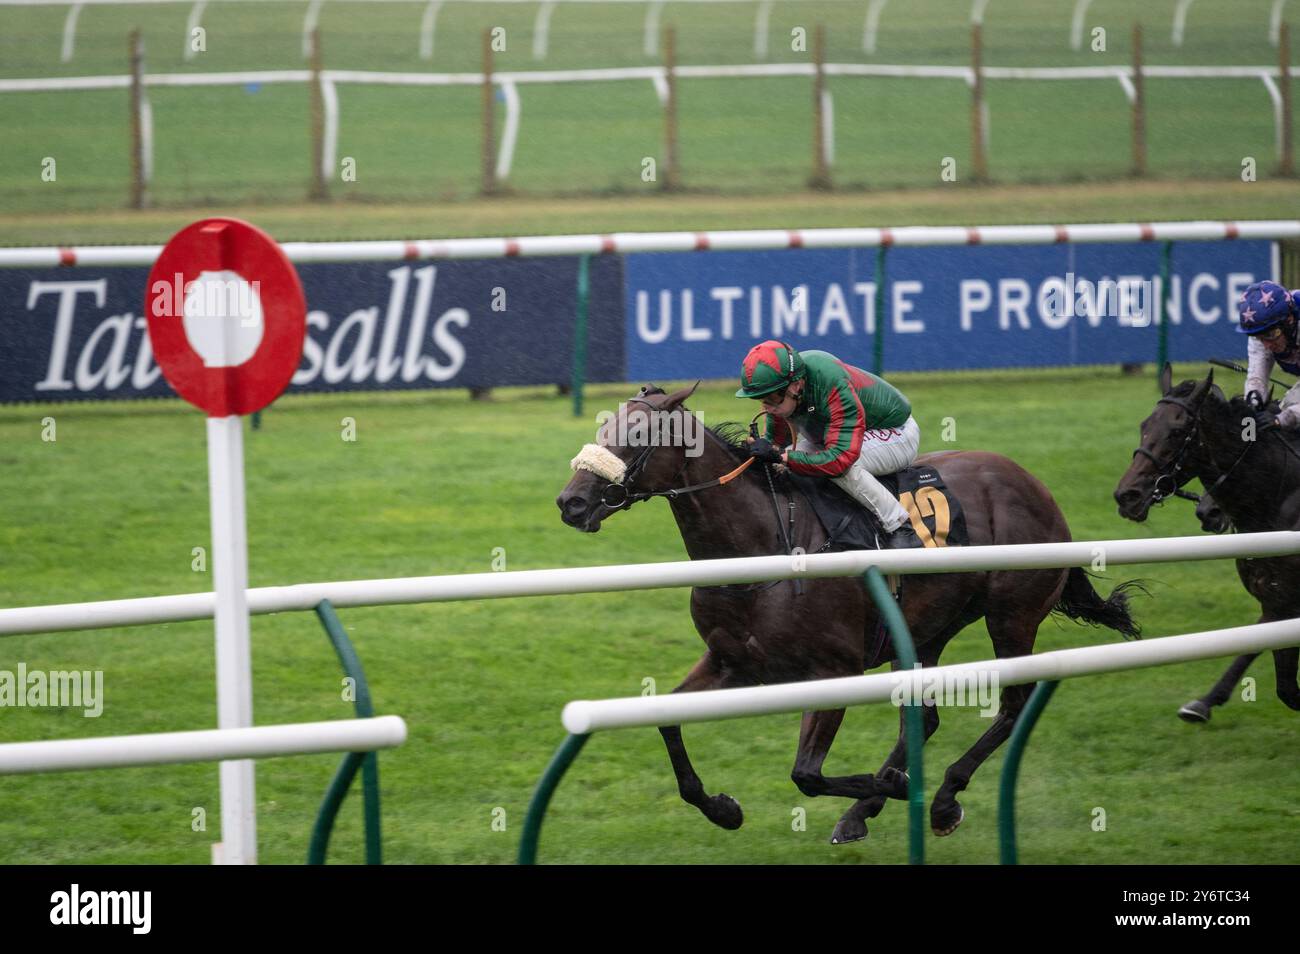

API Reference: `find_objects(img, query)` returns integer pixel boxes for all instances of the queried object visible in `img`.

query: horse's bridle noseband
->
[1132,395,1205,504]
[596,399,757,510]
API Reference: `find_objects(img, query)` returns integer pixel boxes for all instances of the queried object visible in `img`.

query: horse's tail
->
[1053,567,1145,641]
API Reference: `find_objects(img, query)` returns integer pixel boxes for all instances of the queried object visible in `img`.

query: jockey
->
[1238,279,1300,428]
[736,339,924,549]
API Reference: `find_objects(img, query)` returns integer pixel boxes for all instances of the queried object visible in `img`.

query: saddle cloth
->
[786,464,970,552]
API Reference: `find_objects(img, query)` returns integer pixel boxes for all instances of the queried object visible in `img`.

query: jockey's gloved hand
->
[1246,390,1265,410]
[1277,405,1300,430]
[748,437,783,464]
[1254,407,1279,430]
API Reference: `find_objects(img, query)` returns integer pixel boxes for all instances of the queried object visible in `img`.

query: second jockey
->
[1238,279,1300,429]
[736,339,924,549]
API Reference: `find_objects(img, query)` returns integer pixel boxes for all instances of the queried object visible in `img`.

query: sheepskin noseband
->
[570,443,627,484]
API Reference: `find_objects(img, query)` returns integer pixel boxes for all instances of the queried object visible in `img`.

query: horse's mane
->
[708,421,752,463]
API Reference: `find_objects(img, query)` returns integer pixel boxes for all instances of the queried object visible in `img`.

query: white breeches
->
[796,416,921,532]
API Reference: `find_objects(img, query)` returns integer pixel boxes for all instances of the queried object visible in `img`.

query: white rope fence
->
[562,617,1300,732]
[0,715,408,775]
[5,0,1288,61]
[0,60,1293,193]
[3,532,1299,637]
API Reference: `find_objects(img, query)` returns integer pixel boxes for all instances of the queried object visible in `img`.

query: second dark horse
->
[1114,365,1300,720]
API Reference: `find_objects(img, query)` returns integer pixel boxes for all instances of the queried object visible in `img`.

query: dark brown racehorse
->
[1114,365,1300,719]
[557,383,1141,844]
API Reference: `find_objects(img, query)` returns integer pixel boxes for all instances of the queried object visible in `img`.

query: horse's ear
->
[1159,362,1173,395]
[663,381,700,409]
[1190,368,1215,406]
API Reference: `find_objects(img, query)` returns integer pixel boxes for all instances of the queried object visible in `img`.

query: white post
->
[302,0,323,60]
[753,0,772,58]
[419,0,443,60]
[1172,0,1196,47]
[863,0,888,54]
[533,1,556,60]
[496,80,520,180]
[206,415,256,866]
[184,0,208,62]
[1271,0,1288,45]
[820,88,834,167]
[644,1,664,58]
[970,0,991,25]
[1260,73,1284,161]
[61,3,84,63]
[140,87,154,185]
[1069,0,1094,51]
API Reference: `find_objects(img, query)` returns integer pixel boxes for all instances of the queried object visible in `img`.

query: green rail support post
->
[571,254,590,418]
[1156,241,1173,387]
[873,245,888,376]
[308,599,383,864]
[518,732,590,865]
[863,566,924,865]
[998,679,1059,865]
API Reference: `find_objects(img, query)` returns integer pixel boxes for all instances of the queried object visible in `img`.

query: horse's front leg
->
[789,709,909,844]
[658,651,745,830]
[1178,653,1259,723]
[1273,647,1300,710]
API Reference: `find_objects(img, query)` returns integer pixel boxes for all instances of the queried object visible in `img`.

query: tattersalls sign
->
[0,238,1274,403]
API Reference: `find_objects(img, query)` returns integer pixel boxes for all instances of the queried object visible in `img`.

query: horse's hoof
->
[932,804,964,837]
[1178,700,1212,723]
[704,793,744,830]
[879,767,910,800]
[830,815,868,845]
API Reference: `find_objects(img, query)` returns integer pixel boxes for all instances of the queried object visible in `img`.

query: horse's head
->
[1114,364,1221,522]
[556,382,699,532]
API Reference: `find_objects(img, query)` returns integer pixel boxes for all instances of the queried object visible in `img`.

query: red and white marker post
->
[146,218,306,865]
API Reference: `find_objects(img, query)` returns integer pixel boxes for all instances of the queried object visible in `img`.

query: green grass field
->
[1,363,1297,865]
[0,0,1295,213]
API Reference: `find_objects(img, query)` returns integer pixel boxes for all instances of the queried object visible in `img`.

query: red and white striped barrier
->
[3,220,1298,270]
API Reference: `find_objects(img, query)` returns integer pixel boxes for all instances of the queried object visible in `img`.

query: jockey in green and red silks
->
[736,339,924,549]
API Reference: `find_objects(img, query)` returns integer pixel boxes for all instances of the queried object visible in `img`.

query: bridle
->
[1131,395,1206,504]
[596,398,755,509]
[1131,392,1254,507]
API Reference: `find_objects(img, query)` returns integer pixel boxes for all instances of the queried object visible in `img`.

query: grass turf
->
[0,363,1296,864]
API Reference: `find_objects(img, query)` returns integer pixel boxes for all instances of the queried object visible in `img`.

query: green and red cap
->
[736,340,805,398]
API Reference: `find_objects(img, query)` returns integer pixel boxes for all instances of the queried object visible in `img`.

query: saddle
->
[786,464,970,670]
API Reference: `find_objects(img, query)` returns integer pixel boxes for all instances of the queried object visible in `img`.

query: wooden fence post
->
[810,24,831,189]
[309,27,327,200]
[482,28,497,195]
[663,25,679,191]
[1281,23,1294,176]
[1132,22,1146,177]
[129,30,146,209]
[971,22,987,182]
